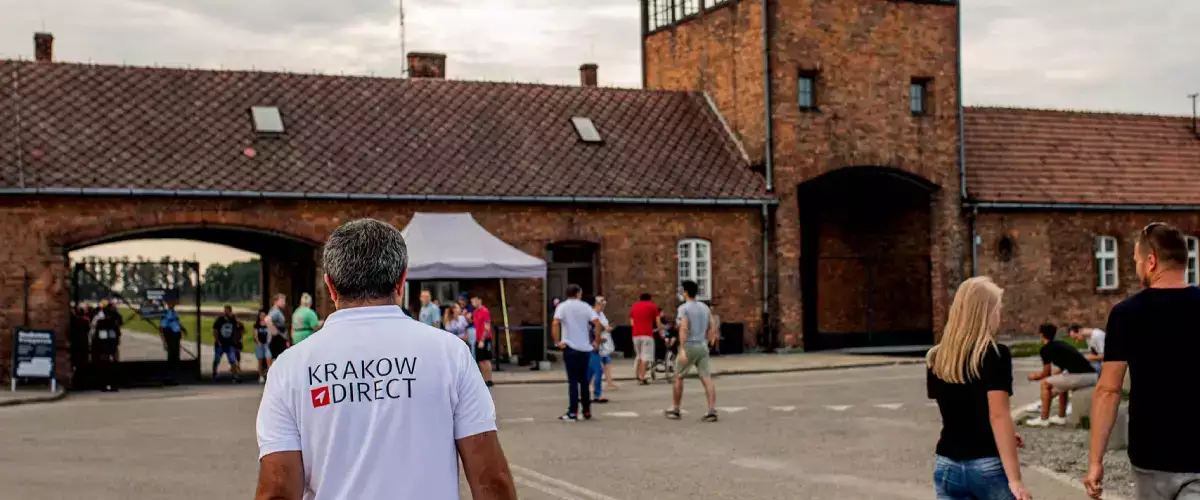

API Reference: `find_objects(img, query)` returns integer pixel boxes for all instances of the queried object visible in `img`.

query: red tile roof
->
[965,106,1200,205]
[0,61,767,201]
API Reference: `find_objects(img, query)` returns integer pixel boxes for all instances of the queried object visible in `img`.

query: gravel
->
[1018,425,1135,499]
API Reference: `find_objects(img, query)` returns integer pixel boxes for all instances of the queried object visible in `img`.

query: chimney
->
[34,32,54,63]
[407,52,446,79]
[580,63,598,87]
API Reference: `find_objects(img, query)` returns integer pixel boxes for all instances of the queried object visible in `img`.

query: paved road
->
[0,359,1091,499]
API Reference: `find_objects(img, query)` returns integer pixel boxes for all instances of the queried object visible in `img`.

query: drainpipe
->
[969,206,978,277]
[761,0,774,193]
[955,2,965,202]
[761,203,772,349]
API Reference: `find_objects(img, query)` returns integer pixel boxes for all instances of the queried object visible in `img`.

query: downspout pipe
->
[761,203,772,349]
[761,0,774,193]
[969,206,978,277]
[955,1,965,202]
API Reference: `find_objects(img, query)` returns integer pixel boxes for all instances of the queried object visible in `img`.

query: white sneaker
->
[1049,416,1068,426]
[558,413,578,422]
[1024,417,1051,427]
[258,376,266,384]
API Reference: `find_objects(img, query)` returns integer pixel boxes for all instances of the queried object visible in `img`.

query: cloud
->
[0,0,1195,114]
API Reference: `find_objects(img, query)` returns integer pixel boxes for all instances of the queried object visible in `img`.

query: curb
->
[492,358,924,386]
[0,389,69,408]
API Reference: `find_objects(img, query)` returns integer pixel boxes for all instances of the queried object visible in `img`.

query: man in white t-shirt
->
[1068,324,1107,372]
[255,218,516,500]
[551,284,602,422]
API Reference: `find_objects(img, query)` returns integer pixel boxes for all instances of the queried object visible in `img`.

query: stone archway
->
[799,167,938,351]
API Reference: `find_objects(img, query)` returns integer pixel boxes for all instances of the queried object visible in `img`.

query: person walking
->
[444,303,470,342]
[90,299,121,392]
[629,293,658,385]
[470,296,495,387]
[267,294,290,360]
[551,284,603,422]
[253,309,272,383]
[664,281,719,422]
[926,276,1031,500]
[418,289,442,328]
[587,296,614,404]
[212,305,244,382]
[1086,222,1200,500]
[255,218,516,500]
[1025,323,1098,427]
[160,299,184,385]
[290,293,320,345]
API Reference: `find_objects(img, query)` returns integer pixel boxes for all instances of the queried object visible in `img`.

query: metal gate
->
[806,254,934,350]
[69,259,202,388]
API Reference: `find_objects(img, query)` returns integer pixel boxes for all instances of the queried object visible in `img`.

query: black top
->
[212,316,243,348]
[1039,340,1095,374]
[1106,287,1200,473]
[255,324,269,344]
[928,344,1013,460]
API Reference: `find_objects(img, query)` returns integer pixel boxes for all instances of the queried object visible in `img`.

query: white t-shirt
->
[256,305,496,500]
[1088,328,1106,355]
[596,311,614,357]
[553,299,597,352]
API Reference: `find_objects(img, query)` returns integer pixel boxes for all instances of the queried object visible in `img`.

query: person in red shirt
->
[629,293,660,385]
[470,295,495,387]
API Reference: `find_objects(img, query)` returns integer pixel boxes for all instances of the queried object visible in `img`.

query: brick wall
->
[645,0,966,346]
[975,211,1200,338]
[0,196,764,382]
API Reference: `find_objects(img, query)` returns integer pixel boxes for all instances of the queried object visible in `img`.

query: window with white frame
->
[677,238,712,301]
[1187,236,1199,286]
[647,0,673,31]
[1095,236,1119,290]
[424,281,461,305]
[676,0,700,19]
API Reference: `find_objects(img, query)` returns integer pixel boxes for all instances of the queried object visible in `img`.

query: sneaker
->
[258,376,266,384]
[664,408,682,420]
[592,398,609,404]
[1024,417,1051,427]
[1049,416,1068,426]
[485,381,495,388]
[582,412,592,421]
[702,411,719,423]
[558,413,578,422]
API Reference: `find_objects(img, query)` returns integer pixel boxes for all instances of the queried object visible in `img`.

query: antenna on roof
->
[1189,93,1198,138]
[399,0,408,77]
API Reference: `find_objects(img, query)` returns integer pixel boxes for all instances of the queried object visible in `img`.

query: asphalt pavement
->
[0,358,1093,499]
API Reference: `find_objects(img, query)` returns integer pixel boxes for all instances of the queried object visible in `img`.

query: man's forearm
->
[1088,388,1122,466]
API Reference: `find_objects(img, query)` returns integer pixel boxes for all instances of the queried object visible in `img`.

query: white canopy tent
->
[400,213,547,362]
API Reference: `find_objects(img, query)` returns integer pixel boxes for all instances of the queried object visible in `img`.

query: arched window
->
[1187,236,1198,286]
[1095,236,1118,290]
[677,238,712,301]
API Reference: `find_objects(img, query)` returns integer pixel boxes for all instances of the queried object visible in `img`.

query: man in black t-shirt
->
[1025,323,1097,427]
[1086,223,1200,500]
[211,305,244,382]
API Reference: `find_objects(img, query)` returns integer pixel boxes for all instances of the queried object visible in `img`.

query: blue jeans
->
[934,456,1014,500]
[588,352,604,398]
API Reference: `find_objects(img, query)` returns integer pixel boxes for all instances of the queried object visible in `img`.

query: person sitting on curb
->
[1025,323,1098,427]
[1067,324,1106,373]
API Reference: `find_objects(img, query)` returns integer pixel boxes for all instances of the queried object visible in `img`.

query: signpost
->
[140,288,179,320]
[10,328,56,393]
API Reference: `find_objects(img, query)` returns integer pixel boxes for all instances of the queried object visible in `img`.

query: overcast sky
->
[5,0,1198,262]
[2,0,1197,116]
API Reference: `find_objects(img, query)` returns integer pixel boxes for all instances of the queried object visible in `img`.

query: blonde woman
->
[443,303,469,342]
[291,293,320,344]
[927,277,1031,500]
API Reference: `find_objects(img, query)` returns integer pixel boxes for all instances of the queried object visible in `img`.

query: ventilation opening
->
[251,106,285,134]
[997,236,1015,262]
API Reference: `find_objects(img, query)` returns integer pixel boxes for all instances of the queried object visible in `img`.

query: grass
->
[1009,337,1088,358]
[121,312,258,353]
[199,301,261,310]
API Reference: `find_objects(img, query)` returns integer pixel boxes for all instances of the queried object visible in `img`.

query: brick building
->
[4,1,1200,383]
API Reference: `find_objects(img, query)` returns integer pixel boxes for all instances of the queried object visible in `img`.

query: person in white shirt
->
[587,296,615,404]
[1068,324,1106,372]
[254,218,516,500]
[551,284,602,421]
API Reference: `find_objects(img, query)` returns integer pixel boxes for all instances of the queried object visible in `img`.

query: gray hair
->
[322,219,409,302]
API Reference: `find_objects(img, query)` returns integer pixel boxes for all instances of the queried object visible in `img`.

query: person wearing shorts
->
[211,305,243,382]
[664,280,718,422]
[253,309,272,383]
[1026,323,1098,427]
[629,293,658,385]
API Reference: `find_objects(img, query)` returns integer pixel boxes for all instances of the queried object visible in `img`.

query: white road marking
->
[510,464,622,500]
[926,402,939,407]
[874,403,904,410]
[730,457,789,472]
[825,405,852,411]
[514,476,585,500]
[716,406,746,413]
[500,417,536,424]
[769,405,796,412]
[604,411,639,418]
